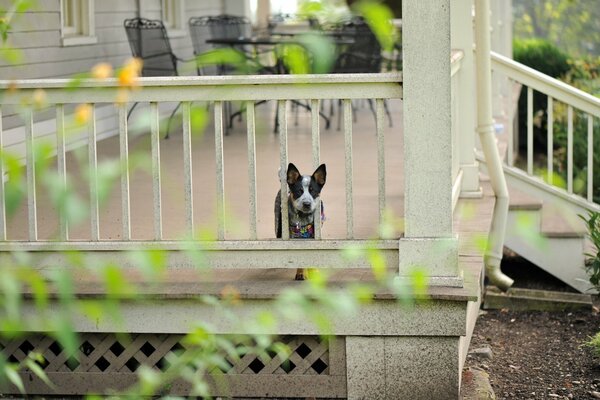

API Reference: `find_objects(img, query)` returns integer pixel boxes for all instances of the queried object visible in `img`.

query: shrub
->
[513,38,570,77]
[580,211,600,291]
[513,39,571,154]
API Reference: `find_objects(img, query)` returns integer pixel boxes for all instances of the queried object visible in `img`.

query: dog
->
[275,163,327,280]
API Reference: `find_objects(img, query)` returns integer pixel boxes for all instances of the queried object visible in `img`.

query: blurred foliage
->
[513,38,570,78]
[513,0,600,59]
[512,37,600,202]
[580,212,600,291]
[0,1,428,397]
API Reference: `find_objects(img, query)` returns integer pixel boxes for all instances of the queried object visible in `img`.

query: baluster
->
[182,101,194,238]
[150,102,162,240]
[311,99,321,240]
[88,104,99,241]
[118,103,131,240]
[588,114,594,202]
[376,99,386,234]
[56,104,68,240]
[25,109,37,241]
[547,96,554,183]
[527,87,533,175]
[0,106,5,240]
[507,79,514,166]
[247,101,257,240]
[214,101,225,240]
[279,100,289,240]
[343,99,354,239]
[567,105,573,194]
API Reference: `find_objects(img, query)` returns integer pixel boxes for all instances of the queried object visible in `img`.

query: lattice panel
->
[0,334,333,376]
[215,336,330,376]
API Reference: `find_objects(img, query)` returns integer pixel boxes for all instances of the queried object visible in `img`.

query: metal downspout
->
[474,0,514,290]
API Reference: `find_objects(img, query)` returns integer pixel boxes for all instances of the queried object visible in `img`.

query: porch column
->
[400,0,459,285]
[451,0,482,197]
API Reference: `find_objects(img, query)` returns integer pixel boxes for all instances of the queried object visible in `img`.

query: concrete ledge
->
[347,336,460,399]
[483,286,592,311]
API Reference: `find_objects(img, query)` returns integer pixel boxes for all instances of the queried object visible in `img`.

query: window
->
[162,0,186,37]
[61,0,97,46]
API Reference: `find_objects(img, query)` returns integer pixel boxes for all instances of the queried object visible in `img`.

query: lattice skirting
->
[0,333,347,398]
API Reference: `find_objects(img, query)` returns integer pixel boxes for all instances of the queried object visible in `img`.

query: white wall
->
[0,0,223,160]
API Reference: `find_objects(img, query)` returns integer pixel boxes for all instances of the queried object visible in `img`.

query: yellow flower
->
[74,103,92,125]
[118,58,143,88]
[91,62,113,79]
[220,284,241,305]
[31,89,46,109]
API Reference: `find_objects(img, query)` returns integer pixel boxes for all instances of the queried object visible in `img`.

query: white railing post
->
[451,0,482,198]
[400,0,459,286]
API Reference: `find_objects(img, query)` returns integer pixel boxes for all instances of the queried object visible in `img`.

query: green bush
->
[514,39,571,154]
[513,38,570,77]
[581,211,600,291]
[549,56,600,201]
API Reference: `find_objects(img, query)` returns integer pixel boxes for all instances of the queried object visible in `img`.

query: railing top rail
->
[0,72,403,104]
[491,51,600,118]
[0,72,403,90]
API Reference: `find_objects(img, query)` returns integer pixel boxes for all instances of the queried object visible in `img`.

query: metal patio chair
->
[124,17,184,138]
[331,17,393,128]
[189,15,274,133]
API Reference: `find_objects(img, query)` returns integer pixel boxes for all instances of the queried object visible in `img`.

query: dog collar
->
[289,202,325,239]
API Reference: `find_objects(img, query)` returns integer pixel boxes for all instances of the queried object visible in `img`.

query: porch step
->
[508,186,542,211]
[504,184,593,293]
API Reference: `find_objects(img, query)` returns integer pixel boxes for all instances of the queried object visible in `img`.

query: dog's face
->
[286,163,327,214]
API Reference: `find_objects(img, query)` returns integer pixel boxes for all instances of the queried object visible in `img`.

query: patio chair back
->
[124,17,178,77]
[332,17,382,74]
[189,15,251,75]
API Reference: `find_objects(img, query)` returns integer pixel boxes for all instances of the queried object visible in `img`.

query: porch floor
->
[8,99,405,241]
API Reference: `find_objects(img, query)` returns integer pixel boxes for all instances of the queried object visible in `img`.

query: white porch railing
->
[0,74,410,270]
[491,51,600,212]
[0,69,470,284]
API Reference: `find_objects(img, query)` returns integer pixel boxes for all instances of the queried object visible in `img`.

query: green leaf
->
[52,318,79,359]
[0,45,22,64]
[295,33,336,74]
[66,73,90,91]
[103,264,136,299]
[95,159,121,205]
[5,365,24,394]
[0,269,22,320]
[190,105,208,135]
[367,247,387,282]
[280,44,311,74]
[24,358,55,389]
[353,1,398,52]
[409,267,430,297]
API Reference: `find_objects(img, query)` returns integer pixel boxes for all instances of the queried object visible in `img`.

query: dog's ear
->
[312,164,326,186]
[287,163,301,185]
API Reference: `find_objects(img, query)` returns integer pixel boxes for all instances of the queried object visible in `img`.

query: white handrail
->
[0,74,402,244]
[491,52,600,118]
[491,50,600,210]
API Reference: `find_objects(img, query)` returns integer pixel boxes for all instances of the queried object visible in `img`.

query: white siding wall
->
[0,0,223,160]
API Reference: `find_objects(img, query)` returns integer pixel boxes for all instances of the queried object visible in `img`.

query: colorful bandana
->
[289,202,325,239]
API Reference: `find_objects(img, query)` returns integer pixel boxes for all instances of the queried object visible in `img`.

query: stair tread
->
[540,203,586,238]
[508,186,543,210]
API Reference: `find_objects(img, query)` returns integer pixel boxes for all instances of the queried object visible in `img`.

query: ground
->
[466,255,600,399]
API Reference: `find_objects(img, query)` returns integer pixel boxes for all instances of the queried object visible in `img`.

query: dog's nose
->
[302,201,312,209]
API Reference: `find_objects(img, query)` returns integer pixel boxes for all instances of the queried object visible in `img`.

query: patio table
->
[205,35,352,130]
